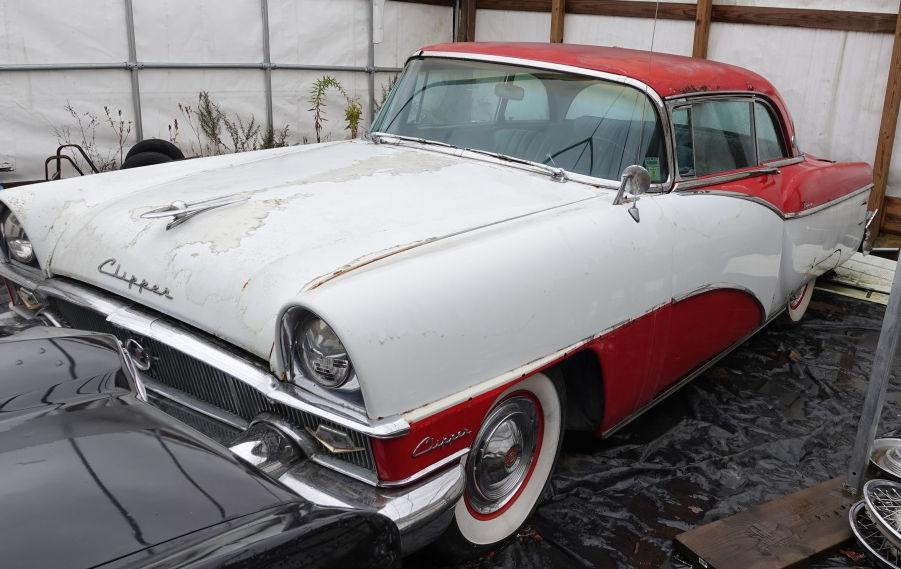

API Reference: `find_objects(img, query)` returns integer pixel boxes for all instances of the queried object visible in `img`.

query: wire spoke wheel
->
[864,479,901,553]
[850,500,901,569]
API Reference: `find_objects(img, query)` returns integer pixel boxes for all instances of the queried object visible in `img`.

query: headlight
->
[296,316,353,388]
[1,210,36,265]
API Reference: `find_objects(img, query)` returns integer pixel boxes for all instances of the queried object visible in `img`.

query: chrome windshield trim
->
[1,269,411,438]
[404,51,677,194]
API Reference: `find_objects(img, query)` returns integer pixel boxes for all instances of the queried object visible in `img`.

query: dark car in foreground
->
[0,327,400,569]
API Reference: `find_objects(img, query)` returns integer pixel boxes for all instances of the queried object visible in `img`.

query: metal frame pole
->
[260,0,274,132]
[846,256,901,494]
[368,0,377,125]
[124,0,143,141]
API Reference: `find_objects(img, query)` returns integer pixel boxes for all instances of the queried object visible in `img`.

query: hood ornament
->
[141,195,249,230]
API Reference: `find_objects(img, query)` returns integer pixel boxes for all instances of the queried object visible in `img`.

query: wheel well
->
[553,350,604,432]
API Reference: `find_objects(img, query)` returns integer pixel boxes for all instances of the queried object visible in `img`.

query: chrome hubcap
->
[466,396,540,515]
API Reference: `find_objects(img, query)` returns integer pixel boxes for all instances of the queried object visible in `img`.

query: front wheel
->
[431,372,565,559]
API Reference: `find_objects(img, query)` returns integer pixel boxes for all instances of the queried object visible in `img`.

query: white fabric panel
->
[564,14,694,56]
[271,70,371,145]
[0,71,134,181]
[707,24,898,194]
[269,0,369,67]
[375,1,453,67]
[139,70,267,154]
[133,0,262,63]
[0,0,127,64]
[475,10,552,42]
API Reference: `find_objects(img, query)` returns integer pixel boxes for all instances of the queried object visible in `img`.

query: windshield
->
[372,57,669,183]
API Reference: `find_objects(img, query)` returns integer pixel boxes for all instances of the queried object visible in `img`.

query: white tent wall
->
[474,0,901,198]
[0,0,453,183]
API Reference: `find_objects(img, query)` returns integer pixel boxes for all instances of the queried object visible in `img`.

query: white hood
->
[1,141,597,364]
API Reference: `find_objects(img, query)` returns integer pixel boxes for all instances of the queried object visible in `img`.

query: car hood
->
[0,330,296,569]
[0,140,597,362]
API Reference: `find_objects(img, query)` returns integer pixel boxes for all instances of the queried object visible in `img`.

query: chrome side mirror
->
[612,165,651,223]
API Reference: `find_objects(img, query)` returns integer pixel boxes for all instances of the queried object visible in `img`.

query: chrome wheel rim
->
[466,395,540,515]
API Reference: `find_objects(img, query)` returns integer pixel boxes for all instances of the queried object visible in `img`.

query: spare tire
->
[121,151,174,170]
[125,139,185,162]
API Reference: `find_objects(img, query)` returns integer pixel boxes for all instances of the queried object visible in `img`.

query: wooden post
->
[693,0,713,59]
[551,0,566,43]
[868,6,901,240]
[456,0,477,42]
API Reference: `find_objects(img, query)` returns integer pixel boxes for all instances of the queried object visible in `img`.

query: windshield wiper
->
[463,147,567,182]
[368,132,457,149]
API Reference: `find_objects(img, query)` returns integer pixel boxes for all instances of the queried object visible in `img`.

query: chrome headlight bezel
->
[0,208,38,267]
[279,307,367,414]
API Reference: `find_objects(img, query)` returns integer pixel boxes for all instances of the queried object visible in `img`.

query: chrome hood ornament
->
[141,194,249,230]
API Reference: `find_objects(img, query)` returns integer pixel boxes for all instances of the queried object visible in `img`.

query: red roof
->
[420,42,795,141]
[421,42,777,98]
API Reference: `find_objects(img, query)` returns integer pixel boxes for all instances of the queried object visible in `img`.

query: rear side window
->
[754,102,786,163]
[674,98,788,178]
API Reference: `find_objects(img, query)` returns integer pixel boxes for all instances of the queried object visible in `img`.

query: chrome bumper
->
[278,459,464,554]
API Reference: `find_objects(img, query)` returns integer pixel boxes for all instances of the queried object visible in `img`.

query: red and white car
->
[0,43,873,556]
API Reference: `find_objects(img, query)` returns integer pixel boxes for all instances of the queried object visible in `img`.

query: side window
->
[675,100,756,177]
[754,102,787,163]
[503,74,549,121]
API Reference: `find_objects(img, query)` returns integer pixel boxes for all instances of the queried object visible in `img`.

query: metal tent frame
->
[0,0,405,141]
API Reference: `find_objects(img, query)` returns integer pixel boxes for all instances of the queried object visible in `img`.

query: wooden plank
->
[829,252,896,294]
[550,0,566,43]
[692,0,713,59]
[457,0,477,42]
[474,0,897,34]
[674,477,854,569]
[869,7,901,240]
[711,5,896,34]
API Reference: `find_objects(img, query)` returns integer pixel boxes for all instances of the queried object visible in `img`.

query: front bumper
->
[227,412,464,554]
[278,458,464,554]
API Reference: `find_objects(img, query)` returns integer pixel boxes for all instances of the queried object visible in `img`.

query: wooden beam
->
[456,0,477,42]
[868,4,901,239]
[550,0,566,43]
[711,5,896,34]
[692,0,713,59]
[474,0,897,34]
[674,477,854,569]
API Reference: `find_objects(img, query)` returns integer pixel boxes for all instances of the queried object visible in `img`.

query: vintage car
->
[0,43,873,556]
[0,327,401,568]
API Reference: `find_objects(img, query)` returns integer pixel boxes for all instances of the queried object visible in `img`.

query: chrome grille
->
[48,298,375,471]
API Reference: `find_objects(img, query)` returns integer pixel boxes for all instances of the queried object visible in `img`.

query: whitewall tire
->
[433,372,565,558]
[786,278,816,324]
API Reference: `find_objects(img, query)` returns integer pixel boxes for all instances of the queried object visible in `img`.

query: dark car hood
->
[0,330,295,569]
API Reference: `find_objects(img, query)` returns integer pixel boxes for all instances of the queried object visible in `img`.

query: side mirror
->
[622,165,651,195]
[613,165,651,223]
